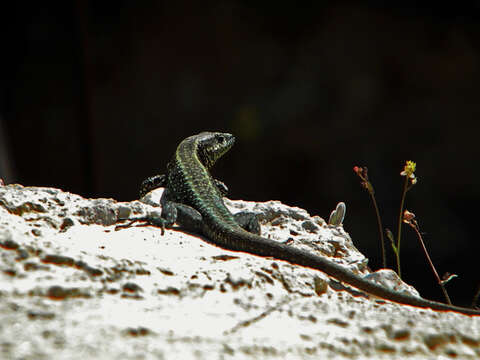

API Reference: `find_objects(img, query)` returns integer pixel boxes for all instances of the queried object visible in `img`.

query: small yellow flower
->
[400,161,416,177]
[400,161,417,185]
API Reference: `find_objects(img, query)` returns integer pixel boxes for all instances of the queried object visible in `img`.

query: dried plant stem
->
[395,178,409,278]
[408,221,452,305]
[368,192,386,268]
[353,167,387,269]
[472,284,480,309]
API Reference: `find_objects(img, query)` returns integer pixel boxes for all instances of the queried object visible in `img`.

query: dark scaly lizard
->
[127,131,480,316]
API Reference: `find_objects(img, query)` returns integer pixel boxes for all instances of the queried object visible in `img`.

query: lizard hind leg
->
[233,212,261,235]
[174,203,205,234]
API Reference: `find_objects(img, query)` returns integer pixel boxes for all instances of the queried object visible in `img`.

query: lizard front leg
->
[115,186,174,233]
[116,187,204,235]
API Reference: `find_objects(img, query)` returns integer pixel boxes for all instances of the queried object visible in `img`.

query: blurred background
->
[2,1,480,306]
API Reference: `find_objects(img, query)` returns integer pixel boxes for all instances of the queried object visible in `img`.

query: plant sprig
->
[394,161,417,277]
[403,209,454,305]
[353,160,467,306]
[353,166,386,268]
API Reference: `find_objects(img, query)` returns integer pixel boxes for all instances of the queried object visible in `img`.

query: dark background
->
[2,1,480,306]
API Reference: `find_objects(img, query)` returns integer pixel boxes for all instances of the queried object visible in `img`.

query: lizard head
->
[195,132,235,168]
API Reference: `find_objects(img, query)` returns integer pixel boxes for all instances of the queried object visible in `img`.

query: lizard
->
[122,131,480,316]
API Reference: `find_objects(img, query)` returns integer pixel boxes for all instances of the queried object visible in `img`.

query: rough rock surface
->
[0,184,479,359]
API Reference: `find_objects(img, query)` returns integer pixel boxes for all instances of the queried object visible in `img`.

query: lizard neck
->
[170,135,239,229]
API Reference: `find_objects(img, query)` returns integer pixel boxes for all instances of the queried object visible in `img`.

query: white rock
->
[0,184,478,359]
